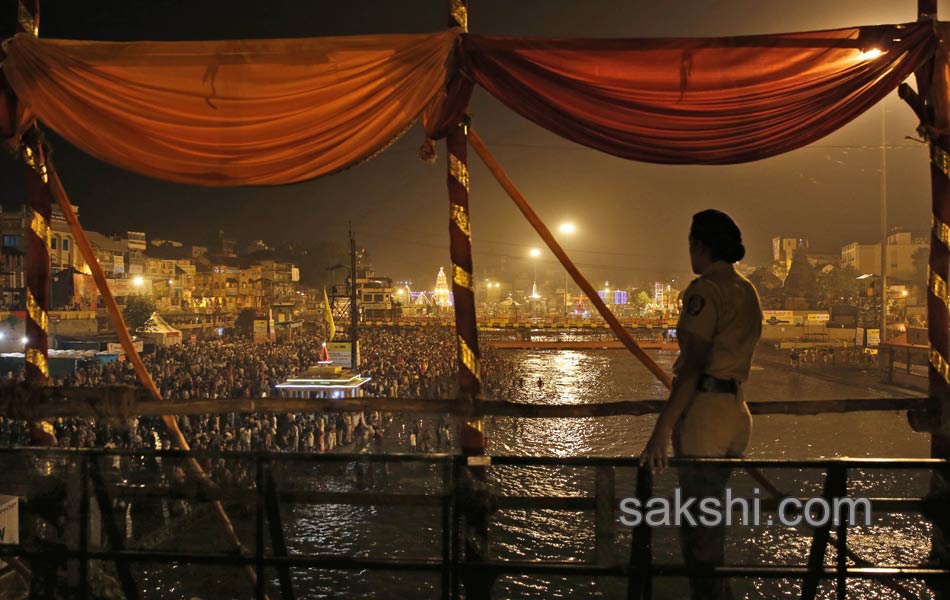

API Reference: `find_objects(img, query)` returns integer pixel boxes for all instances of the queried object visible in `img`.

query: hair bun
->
[729,243,746,263]
[690,209,745,264]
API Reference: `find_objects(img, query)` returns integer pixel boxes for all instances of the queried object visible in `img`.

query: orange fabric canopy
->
[1,23,942,182]
[1,29,460,185]
[462,23,936,164]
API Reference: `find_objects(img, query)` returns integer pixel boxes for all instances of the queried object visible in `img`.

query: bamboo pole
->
[915,2,950,596]
[45,165,263,595]
[468,129,673,389]
[446,3,481,402]
[16,2,50,390]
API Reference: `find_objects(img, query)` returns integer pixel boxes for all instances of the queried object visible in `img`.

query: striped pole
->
[447,3,493,599]
[917,5,950,452]
[23,135,51,385]
[914,2,950,595]
[17,0,50,386]
[447,0,481,404]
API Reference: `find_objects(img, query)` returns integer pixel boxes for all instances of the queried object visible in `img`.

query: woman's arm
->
[639,331,712,471]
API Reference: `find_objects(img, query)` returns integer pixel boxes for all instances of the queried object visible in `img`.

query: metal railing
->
[0,447,948,600]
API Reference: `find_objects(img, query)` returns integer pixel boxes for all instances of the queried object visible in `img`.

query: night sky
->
[0,0,942,290]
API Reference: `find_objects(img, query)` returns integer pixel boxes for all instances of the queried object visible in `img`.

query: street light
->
[558,223,576,319]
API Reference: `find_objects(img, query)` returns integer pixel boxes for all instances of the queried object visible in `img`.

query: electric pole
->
[349,223,359,369]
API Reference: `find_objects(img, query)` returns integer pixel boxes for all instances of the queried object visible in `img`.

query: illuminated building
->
[841,231,928,281]
[329,265,397,320]
[434,266,452,307]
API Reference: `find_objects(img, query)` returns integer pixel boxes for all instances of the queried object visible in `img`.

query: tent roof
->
[138,312,181,334]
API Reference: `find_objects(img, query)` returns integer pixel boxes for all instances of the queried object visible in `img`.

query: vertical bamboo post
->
[447,1,482,407]
[913,2,950,597]
[922,11,950,421]
[447,4,494,600]
[17,1,51,390]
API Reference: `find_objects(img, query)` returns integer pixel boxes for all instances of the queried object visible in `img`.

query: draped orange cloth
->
[0,22,941,180]
[461,23,936,164]
[1,29,460,185]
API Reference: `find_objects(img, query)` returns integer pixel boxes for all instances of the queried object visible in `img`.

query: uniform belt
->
[697,375,738,395]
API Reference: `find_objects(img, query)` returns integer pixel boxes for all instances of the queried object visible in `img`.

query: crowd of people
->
[0,327,519,455]
[785,345,876,369]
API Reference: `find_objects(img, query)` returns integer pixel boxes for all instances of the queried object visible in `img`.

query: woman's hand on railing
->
[639,424,671,472]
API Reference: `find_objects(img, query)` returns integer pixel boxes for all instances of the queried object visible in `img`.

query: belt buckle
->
[699,375,736,394]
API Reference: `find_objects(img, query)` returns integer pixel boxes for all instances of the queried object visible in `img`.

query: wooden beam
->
[0,387,932,420]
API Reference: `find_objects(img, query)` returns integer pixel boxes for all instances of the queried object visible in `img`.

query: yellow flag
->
[323,288,336,341]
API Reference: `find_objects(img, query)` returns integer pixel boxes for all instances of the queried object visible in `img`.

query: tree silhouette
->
[123,295,156,332]
[234,308,258,338]
[748,267,783,309]
[783,247,819,309]
[815,266,862,309]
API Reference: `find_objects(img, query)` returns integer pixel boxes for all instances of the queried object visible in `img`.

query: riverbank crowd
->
[0,327,520,454]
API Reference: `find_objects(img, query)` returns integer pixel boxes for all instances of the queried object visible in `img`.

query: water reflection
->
[156,349,936,599]
[483,349,934,599]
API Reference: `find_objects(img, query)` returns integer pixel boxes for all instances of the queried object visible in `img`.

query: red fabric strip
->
[461,23,937,164]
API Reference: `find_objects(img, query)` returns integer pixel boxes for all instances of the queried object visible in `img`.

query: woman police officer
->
[640,209,763,600]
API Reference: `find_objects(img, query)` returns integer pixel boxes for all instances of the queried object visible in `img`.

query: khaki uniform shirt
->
[673,261,763,382]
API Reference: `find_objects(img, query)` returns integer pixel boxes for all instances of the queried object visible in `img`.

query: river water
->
[144,349,934,599]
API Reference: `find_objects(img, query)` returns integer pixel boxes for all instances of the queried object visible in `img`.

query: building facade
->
[841,231,927,282]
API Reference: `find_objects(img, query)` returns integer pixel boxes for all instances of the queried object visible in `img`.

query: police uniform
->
[673,260,762,457]
[673,260,762,600]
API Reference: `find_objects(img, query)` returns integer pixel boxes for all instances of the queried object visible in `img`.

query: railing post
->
[835,469,849,600]
[801,463,847,600]
[451,458,462,600]
[628,466,653,600]
[264,461,295,600]
[458,453,494,600]
[595,466,616,565]
[65,453,81,590]
[255,457,266,600]
[79,453,89,600]
[88,455,139,600]
[441,459,454,600]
